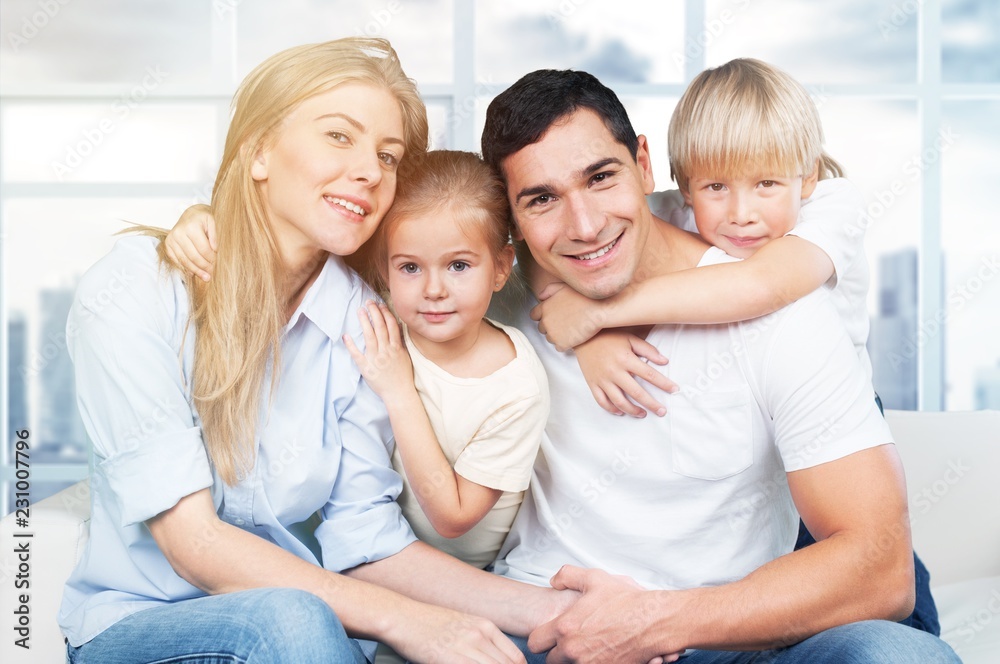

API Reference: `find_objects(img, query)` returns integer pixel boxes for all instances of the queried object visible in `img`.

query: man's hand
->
[528,566,684,664]
[344,301,415,402]
[576,331,678,418]
[165,203,218,281]
[531,283,610,351]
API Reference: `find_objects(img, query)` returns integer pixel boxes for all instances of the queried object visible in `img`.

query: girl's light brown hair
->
[668,58,842,192]
[140,38,427,485]
[354,150,513,296]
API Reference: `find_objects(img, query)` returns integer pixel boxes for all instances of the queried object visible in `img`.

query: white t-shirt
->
[646,179,873,381]
[494,248,892,590]
[393,320,550,569]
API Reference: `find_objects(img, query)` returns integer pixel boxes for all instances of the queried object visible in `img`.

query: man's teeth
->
[576,238,617,260]
[326,196,367,216]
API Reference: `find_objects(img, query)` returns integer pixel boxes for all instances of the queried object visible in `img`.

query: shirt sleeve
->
[750,292,892,471]
[454,388,549,493]
[315,287,417,572]
[67,239,213,528]
[786,178,868,288]
[647,189,698,232]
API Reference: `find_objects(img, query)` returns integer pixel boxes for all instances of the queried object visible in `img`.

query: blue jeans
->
[510,620,961,663]
[67,588,368,664]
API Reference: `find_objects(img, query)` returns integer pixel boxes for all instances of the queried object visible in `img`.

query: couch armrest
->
[885,409,1000,587]
[0,480,90,663]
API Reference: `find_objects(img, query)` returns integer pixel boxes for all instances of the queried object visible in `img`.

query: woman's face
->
[252,83,406,262]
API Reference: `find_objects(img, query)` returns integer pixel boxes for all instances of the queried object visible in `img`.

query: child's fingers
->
[379,303,403,346]
[590,385,625,417]
[356,307,379,352]
[364,300,391,346]
[628,336,669,365]
[204,216,218,251]
[601,380,648,419]
[343,333,363,364]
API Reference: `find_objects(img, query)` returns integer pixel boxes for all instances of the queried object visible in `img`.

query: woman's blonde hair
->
[355,150,512,296]
[668,58,842,192]
[144,38,427,485]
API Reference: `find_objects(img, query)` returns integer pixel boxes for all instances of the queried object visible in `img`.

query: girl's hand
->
[165,204,218,282]
[343,301,415,401]
[530,282,608,351]
[576,330,679,418]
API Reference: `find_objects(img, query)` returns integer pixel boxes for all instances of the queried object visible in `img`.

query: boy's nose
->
[730,194,758,226]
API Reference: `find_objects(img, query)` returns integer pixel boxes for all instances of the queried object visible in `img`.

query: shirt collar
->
[286,254,362,340]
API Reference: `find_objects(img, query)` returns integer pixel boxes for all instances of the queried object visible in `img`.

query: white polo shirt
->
[494,247,892,591]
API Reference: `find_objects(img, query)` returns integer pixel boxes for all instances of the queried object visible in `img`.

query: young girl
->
[344,149,549,570]
[166,150,549,571]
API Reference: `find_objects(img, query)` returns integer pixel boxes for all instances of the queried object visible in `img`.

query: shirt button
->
[234,518,245,526]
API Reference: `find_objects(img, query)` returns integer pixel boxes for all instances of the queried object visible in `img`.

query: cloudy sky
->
[1,0,998,414]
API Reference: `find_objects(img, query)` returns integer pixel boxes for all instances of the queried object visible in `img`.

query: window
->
[3,0,998,511]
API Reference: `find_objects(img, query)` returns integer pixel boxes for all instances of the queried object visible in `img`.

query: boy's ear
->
[681,186,693,207]
[800,159,820,199]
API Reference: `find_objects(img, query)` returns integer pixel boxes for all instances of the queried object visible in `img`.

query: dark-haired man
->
[482,69,959,664]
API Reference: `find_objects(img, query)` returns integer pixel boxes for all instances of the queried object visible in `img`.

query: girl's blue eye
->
[450,261,470,272]
[401,263,419,274]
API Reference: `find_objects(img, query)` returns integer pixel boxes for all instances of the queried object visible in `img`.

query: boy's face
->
[501,108,656,300]
[682,168,818,259]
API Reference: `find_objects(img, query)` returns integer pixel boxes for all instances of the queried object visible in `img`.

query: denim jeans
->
[67,588,368,664]
[510,619,961,663]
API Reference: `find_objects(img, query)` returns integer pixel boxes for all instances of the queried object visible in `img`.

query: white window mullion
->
[919,0,944,411]
[452,0,478,152]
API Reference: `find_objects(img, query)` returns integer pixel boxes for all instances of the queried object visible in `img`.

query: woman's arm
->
[148,490,527,663]
[344,301,502,537]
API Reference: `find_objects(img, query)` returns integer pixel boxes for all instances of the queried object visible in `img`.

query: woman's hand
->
[389,604,527,664]
[165,204,218,282]
[344,301,415,402]
[576,330,678,418]
[530,282,608,351]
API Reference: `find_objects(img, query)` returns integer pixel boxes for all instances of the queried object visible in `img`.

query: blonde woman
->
[59,38,565,664]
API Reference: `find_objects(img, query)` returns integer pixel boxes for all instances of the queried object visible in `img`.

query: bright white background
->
[1,0,998,507]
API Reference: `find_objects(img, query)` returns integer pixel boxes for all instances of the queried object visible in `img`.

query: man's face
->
[501,109,656,300]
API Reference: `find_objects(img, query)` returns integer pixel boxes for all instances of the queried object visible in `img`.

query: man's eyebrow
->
[315,112,405,147]
[514,157,625,206]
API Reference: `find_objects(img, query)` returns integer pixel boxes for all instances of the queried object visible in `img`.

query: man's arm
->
[528,444,913,662]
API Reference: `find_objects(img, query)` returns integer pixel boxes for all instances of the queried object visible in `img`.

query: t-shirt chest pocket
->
[669,389,754,480]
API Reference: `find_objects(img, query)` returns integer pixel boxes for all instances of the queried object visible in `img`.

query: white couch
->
[2,409,998,663]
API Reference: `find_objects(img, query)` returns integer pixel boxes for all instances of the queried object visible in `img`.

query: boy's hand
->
[530,283,608,351]
[576,330,678,418]
[344,301,415,401]
[165,204,218,281]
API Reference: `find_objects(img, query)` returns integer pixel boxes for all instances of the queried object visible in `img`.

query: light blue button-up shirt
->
[58,236,415,653]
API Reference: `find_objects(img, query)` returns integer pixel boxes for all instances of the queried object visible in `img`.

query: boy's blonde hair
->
[356,150,512,295]
[669,58,842,192]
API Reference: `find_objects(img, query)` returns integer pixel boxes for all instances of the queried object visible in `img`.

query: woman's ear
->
[494,244,516,292]
[251,147,269,182]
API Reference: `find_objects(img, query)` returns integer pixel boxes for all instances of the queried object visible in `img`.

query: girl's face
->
[386,207,513,355]
[252,83,405,264]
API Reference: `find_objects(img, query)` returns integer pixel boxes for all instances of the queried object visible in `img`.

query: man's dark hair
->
[481,69,640,181]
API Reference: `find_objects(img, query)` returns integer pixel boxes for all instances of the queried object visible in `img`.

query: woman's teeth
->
[326,196,367,216]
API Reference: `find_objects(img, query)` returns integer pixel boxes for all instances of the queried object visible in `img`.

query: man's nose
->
[565,194,604,242]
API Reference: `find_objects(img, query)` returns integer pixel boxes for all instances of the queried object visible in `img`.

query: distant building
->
[868,249,921,411]
[8,313,29,444]
[975,363,1000,410]
[36,287,88,463]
